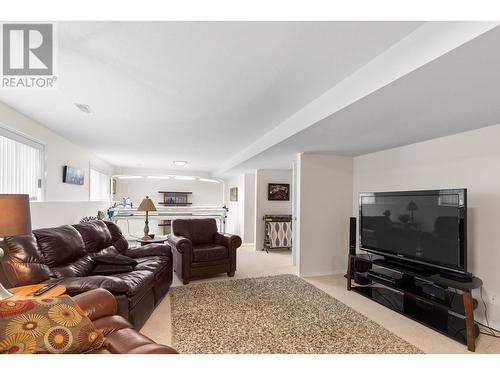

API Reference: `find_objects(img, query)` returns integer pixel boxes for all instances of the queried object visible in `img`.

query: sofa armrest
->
[127,343,179,354]
[167,234,192,254]
[214,232,242,251]
[61,275,129,295]
[125,243,172,258]
[72,288,117,321]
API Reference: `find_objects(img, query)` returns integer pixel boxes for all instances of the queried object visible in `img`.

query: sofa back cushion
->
[73,221,113,253]
[103,221,129,253]
[172,218,217,245]
[34,225,85,268]
[0,234,52,288]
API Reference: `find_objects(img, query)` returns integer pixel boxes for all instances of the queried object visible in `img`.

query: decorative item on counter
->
[97,210,105,220]
[137,196,157,240]
[80,210,106,223]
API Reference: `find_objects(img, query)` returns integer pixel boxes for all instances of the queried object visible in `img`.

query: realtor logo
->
[1,23,57,88]
[3,24,53,75]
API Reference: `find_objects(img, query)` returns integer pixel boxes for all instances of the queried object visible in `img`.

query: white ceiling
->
[0,21,422,171]
[1,21,498,177]
[227,24,500,173]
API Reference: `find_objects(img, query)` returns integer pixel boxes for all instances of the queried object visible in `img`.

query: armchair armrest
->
[125,243,172,258]
[127,343,179,354]
[72,288,117,321]
[214,232,242,251]
[167,234,192,254]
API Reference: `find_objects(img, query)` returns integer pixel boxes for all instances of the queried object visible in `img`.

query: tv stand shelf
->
[347,253,483,352]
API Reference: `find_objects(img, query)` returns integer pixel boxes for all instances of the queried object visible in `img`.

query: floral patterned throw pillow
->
[0,295,106,354]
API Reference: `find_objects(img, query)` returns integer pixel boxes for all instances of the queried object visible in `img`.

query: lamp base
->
[0,283,13,300]
[141,235,152,241]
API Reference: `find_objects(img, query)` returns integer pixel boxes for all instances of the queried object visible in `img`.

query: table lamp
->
[0,194,32,300]
[137,196,157,241]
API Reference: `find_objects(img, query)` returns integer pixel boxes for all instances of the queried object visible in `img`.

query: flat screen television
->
[359,189,467,276]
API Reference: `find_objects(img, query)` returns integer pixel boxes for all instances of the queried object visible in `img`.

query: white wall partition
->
[296,153,353,277]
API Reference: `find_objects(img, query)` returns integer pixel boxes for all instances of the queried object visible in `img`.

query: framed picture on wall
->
[230,187,238,201]
[268,183,290,201]
[63,166,85,185]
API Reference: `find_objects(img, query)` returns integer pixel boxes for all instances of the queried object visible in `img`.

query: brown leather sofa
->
[167,218,242,284]
[0,220,172,329]
[74,288,177,354]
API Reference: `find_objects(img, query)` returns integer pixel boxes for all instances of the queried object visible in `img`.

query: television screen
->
[359,189,466,273]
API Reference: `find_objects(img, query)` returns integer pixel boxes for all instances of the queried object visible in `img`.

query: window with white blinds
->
[89,167,110,201]
[0,127,45,201]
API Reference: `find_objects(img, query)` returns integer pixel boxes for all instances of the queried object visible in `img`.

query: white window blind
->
[0,127,44,200]
[90,167,110,201]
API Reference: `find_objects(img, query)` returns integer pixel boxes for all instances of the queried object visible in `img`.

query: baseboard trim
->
[299,270,345,278]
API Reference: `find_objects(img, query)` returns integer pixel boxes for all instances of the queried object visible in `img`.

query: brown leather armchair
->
[74,288,177,354]
[167,218,242,284]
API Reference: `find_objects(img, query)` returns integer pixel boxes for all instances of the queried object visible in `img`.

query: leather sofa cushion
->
[74,221,113,253]
[0,234,53,287]
[51,255,95,278]
[113,270,155,297]
[62,275,130,294]
[134,256,170,273]
[90,245,120,259]
[93,264,134,275]
[34,225,85,267]
[172,218,217,244]
[192,244,228,262]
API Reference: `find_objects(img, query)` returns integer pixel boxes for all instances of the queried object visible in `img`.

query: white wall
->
[223,172,255,244]
[243,173,256,244]
[297,153,353,276]
[30,201,111,229]
[254,169,293,251]
[0,101,114,229]
[353,124,500,330]
[224,174,245,238]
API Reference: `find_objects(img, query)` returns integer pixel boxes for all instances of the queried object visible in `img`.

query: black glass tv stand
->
[347,253,483,352]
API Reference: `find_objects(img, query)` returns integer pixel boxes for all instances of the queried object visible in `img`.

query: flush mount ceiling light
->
[116,175,142,179]
[174,175,195,180]
[199,178,220,183]
[147,176,171,179]
[173,161,188,165]
[75,103,92,114]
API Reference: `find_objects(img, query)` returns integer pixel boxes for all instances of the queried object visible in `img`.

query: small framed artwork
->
[230,187,238,202]
[63,166,85,185]
[268,183,290,201]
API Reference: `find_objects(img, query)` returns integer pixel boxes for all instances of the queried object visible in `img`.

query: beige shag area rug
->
[170,274,423,354]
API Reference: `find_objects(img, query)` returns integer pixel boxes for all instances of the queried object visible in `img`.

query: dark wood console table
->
[347,253,482,352]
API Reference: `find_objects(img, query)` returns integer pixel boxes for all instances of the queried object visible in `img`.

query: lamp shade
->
[137,196,157,212]
[0,194,32,237]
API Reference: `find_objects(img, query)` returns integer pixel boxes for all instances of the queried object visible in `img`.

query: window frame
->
[89,165,111,202]
[0,124,46,201]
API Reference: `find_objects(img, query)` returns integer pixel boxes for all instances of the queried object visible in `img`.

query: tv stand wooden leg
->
[463,291,475,352]
[347,256,353,291]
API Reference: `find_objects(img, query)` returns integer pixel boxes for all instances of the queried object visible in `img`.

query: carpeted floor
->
[170,274,423,354]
